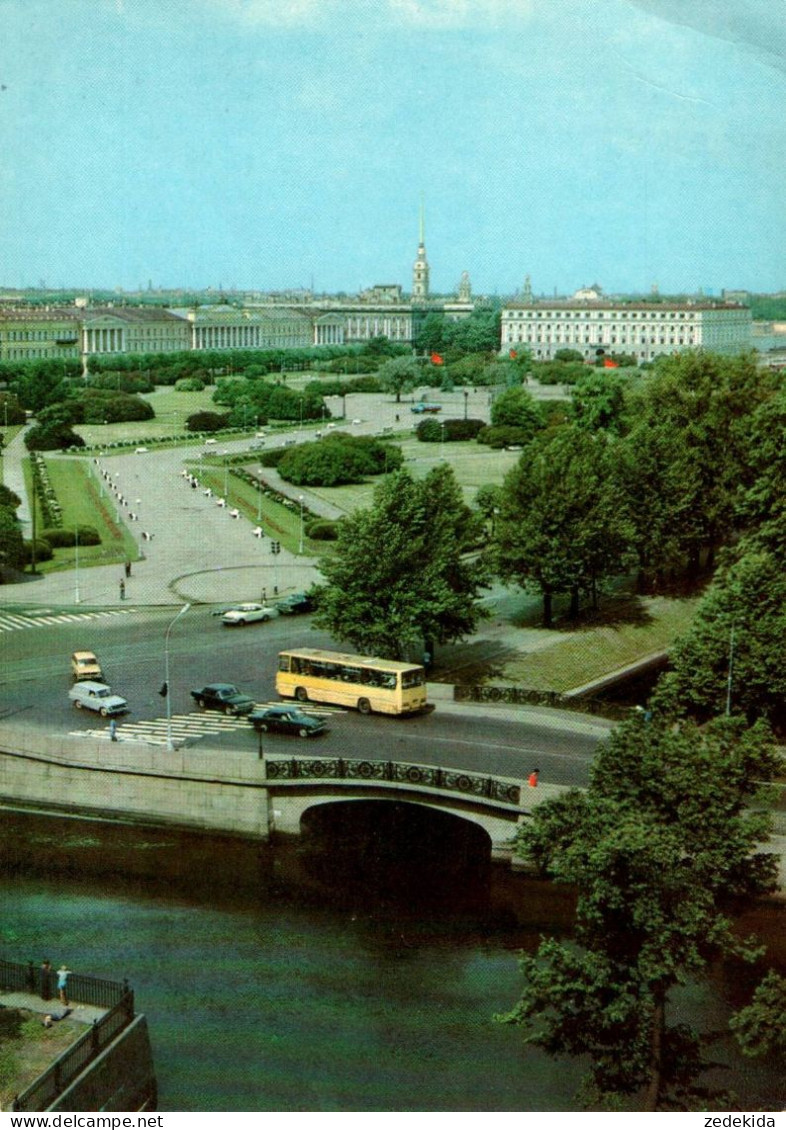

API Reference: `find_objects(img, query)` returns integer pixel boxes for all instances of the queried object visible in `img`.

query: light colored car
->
[134,446,148,454]
[69,681,127,716]
[221,602,278,626]
[71,650,103,681]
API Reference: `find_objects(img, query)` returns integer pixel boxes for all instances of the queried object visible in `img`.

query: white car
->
[69,681,127,716]
[221,602,278,626]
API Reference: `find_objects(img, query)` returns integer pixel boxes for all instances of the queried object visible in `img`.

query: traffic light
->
[270,540,281,554]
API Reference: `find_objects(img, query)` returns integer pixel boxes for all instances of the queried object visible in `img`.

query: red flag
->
[430,352,444,365]
[509,349,518,359]
[603,358,619,368]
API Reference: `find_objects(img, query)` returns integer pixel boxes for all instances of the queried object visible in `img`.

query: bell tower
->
[412,199,430,301]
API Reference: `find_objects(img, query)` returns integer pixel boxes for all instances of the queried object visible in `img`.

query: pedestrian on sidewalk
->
[124,561,131,578]
[528,768,540,788]
[119,579,125,600]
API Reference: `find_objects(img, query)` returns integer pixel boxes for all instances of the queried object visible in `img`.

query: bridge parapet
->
[264,756,523,810]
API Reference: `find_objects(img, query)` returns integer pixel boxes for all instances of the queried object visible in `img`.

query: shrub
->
[416,417,486,442]
[258,448,288,467]
[305,519,341,540]
[41,525,101,547]
[174,377,206,392]
[476,425,538,449]
[186,410,231,432]
[25,537,54,562]
[278,435,403,486]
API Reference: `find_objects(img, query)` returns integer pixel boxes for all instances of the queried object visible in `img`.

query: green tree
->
[500,717,780,1111]
[570,370,628,434]
[377,356,421,403]
[490,386,543,432]
[730,971,786,1059]
[496,427,635,625]
[652,546,786,730]
[314,466,487,658]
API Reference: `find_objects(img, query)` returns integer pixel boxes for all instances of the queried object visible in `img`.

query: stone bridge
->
[263,754,535,859]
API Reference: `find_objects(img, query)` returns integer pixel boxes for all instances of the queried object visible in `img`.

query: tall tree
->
[376,356,421,403]
[500,717,779,1111]
[495,427,634,625]
[313,466,487,658]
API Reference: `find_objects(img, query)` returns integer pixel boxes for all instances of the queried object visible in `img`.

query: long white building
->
[500,299,752,363]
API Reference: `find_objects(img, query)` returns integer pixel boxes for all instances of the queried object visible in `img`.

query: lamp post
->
[298,495,305,555]
[164,603,191,752]
[74,526,80,605]
[256,469,263,523]
[463,389,469,420]
[440,420,446,460]
[223,453,229,500]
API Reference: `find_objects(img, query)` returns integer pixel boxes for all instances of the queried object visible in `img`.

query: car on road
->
[190,683,256,715]
[411,403,442,414]
[248,705,328,738]
[134,447,149,454]
[222,602,278,626]
[275,592,313,616]
[71,650,103,681]
[69,681,127,716]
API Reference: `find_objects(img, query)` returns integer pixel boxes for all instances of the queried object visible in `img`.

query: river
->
[0,809,783,1112]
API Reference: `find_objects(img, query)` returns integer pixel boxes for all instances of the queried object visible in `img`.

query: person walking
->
[119,579,125,601]
[124,560,131,578]
[528,768,540,788]
[57,965,71,1006]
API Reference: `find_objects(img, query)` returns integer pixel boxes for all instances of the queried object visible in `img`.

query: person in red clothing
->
[528,768,540,788]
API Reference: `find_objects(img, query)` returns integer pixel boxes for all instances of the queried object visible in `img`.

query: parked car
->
[411,403,442,414]
[71,650,103,681]
[222,602,278,626]
[248,705,328,738]
[190,683,256,715]
[275,592,313,616]
[68,681,127,716]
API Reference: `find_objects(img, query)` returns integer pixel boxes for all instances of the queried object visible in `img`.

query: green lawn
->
[496,595,702,692]
[25,458,138,572]
[185,462,325,557]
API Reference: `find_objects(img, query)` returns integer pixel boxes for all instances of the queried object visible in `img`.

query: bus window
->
[279,655,292,672]
[402,669,424,688]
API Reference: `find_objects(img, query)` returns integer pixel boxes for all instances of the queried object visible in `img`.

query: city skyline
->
[1,0,784,297]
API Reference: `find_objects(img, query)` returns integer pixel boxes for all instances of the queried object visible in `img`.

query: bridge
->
[263,754,538,859]
[0,725,555,863]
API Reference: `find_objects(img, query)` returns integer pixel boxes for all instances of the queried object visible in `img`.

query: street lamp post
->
[463,389,469,420]
[256,469,263,522]
[223,453,229,500]
[164,603,191,752]
[440,420,446,459]
[298,495,305,555]
[74,526,80,605]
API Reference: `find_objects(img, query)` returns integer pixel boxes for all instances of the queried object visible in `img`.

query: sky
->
[0,0,784,297]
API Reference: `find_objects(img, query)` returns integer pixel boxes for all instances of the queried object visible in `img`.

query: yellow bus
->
[276,648,428,716]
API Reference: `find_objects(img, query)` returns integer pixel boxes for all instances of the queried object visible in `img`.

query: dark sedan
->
[248,705,328,738]
[190,683,256,715]
[275,592,313,615]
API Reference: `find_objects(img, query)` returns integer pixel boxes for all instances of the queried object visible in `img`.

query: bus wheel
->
[295,687,308,703]
[357,698,372,715]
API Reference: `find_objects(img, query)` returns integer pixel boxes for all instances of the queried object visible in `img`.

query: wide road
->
[0,608,609,788]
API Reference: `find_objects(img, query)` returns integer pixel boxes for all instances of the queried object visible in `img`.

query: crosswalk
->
[0,608,133,633]
[73,703,343,746]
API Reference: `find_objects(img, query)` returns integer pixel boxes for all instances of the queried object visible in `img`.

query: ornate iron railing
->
[264,757,521,806]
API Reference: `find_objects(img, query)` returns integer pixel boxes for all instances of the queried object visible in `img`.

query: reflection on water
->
[0,810,783,1112]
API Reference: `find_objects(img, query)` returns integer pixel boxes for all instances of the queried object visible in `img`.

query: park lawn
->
[300,438,521,515]
[73,387,218,447]
[25,458,137,573]
[496,594,701,692]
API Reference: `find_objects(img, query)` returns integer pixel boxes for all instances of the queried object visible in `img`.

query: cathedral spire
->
[412,198,430,301]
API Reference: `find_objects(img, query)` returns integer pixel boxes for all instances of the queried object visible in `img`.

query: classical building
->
[500,298,752,363]
[0,308,81,363]
[184,306,313,351]
[81,306,190,356]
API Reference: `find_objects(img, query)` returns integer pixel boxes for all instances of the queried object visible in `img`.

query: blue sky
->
[0,0,784,296]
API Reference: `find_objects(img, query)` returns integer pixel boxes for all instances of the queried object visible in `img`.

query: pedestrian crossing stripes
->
[72,704,344,745]
[0,608,133,633]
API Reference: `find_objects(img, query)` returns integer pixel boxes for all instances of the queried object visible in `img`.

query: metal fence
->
[0,959,135,1112]
[454,683,630,719]
[265,756,521,806]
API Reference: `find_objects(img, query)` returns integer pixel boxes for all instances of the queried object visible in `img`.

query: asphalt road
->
[0,609,606,788]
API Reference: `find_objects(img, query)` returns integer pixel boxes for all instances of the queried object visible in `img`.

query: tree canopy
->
[313,465,487,658]
[500,716,780,1110]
